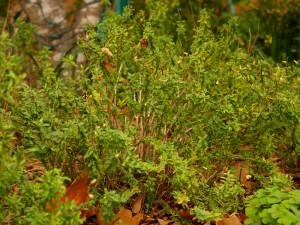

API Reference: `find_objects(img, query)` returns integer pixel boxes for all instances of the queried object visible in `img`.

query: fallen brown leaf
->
[269,157,280,162]
[104,57,113,72]
[157,218,173,225]
[179,209,200,224]
[291,172,300,179]
[179,209,194,221]
[237,213,248,223]
[81,205,99,219]
[129,213,144,225]
[141,217,156,225]
[45,173,89,212]
[132,195,145,214]
[113,209,144,225]
[97,211,106,225]
[148,210,158,218]
[140,38,148,48]
[102,47,113,57]
[61,173,89,205]
[234,162,251,193]
[114,208,132,225]
[216,214,242,225]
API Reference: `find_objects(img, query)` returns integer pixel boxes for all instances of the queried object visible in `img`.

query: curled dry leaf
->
[179,209,194,221]
[97,211,106,225]
[46,173,89,212]
[114,208,132,225]
[157,218,173,225]
[216,214,242,225]
[140,38,148,48]
[102,47,113,57]
[104,57,113,72]
[113,208,144,225]
[179,209,200,224]
[61,173,89,205]
[141,217,156,225]
[130,213,144,225]
[101,47,113,72]
[81,205,99,219]
[234,162,251,193]
[291,172,300,179]
[132,195,145,214]
[237,213,248,223]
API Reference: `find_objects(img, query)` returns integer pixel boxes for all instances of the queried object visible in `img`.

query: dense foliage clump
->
[1,1,300,224]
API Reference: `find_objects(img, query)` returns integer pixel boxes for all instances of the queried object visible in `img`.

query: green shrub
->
[0,165,84,224]
[1,2,300,224]
[0,21,84,224]
[0,118,83,224]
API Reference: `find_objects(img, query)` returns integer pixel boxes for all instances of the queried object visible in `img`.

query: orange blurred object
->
[46,173,90,214]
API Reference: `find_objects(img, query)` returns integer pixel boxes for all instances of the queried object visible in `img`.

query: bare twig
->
[2,0,11,33]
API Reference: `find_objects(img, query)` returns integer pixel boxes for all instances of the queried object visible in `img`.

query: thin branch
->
[2,0,11,33]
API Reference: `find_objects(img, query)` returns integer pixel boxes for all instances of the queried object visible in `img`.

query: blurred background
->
[0,0,299,65]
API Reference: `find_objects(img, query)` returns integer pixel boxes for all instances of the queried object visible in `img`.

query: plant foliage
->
[245,186,300,225]
[1,1,300,224]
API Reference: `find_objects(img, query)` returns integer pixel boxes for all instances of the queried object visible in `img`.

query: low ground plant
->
[1,1,300,223]
[245,186,300,225]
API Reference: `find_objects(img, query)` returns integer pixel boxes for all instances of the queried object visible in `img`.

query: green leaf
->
[277,209,297,225]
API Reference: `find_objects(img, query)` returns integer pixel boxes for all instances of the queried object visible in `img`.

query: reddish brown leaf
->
[179,209,194,221]
[157,218,173,225]
[234,163,251,193]
[140,38,148,48]
[216,214,242,225]
[45,173,89,212]
[102,47,113,57]
[104,57,113,72]
[114,208,132,225]
[97,211,106,225]
[81,205,99,219]
[61,173,89,206]
[132,195,144,214]
[237,213,248,223]
[45,198,59,211]
[148,210,158,217]
[291,172,300,179]
[129,213,144,225]
[141,217,156,225]
[179,209,200,224]
[270,157,281,162]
